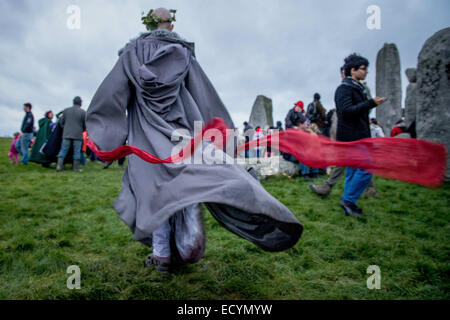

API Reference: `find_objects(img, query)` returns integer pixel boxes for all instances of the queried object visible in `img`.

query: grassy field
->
[0,137,449,300]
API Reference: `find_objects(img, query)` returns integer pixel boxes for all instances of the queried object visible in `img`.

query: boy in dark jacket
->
[336,53,385,216]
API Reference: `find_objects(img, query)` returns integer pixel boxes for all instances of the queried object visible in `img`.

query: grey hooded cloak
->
[86,30,302,255]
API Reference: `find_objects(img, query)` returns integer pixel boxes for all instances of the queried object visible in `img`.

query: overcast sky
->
[0,0,449,136]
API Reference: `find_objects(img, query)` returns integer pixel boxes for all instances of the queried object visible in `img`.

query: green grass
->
[0,137,449,299]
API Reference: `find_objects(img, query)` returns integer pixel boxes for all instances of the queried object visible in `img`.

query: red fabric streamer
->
[82,117,230,164]
[237,129,447,188]
[83,117,447,188]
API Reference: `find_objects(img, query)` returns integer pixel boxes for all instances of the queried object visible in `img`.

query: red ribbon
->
[82,117,230,163]
[83,117,447,188]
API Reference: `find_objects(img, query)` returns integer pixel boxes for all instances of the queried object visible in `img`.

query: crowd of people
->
[9,97,122,172]
[9,53,410,221]
[241,53,412,217]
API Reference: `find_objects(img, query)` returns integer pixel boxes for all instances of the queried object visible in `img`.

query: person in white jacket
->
[370,118,385,138]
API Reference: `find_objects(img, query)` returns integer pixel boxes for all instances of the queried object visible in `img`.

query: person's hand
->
[374,97,386,106]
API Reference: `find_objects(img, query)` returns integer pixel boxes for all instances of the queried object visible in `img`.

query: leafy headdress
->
[141,9,176,31]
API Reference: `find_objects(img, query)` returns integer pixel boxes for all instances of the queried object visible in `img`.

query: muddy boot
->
[309,182,331,197]
[73,160,83,172]
[56,157,64,171]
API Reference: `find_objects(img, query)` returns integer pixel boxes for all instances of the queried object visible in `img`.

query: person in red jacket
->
[391,118,407,137]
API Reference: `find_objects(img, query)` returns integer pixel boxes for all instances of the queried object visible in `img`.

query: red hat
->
[294,100,304,112]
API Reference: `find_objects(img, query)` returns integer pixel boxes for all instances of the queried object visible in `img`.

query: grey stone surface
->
[405,68,417,83]
[249,95,273,129]
[415,27,450,180]
[239,156,300,180]
[404,68,417,125]
[376,43,403,136]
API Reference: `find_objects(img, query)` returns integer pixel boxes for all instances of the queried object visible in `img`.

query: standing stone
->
[376,43,402,136]
[249,95,273,129]
[415,27,450,180]
[404,68,417,125]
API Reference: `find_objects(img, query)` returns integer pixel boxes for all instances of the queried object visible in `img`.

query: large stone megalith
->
[415,27,450,180]
[249,95,273,129]
[376,43,403,136]
[404,68,417,125]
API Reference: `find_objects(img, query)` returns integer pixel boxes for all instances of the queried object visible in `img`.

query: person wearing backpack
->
[306,93,327,131]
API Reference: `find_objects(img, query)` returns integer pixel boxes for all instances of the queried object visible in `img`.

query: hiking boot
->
[340,201,363,217]
[56,157,64,171]
[309,182,331,197]
[365,187,377,197]
[73,160,83,172]
[144,254,171,273]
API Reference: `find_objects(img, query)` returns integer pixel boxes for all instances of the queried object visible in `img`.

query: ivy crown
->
[141,9,177,31]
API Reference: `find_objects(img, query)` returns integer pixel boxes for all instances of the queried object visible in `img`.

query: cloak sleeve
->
[86,54,132,151]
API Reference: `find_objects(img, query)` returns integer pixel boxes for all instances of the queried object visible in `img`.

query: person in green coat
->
[30,111,54,167]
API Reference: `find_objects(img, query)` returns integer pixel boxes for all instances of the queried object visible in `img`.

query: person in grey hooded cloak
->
[86,8,302,272]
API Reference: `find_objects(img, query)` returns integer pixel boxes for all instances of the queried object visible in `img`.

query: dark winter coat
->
[21,111,34,133]
[42,121,74,164]
[335,77,377,142]
[285,108,306,129]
